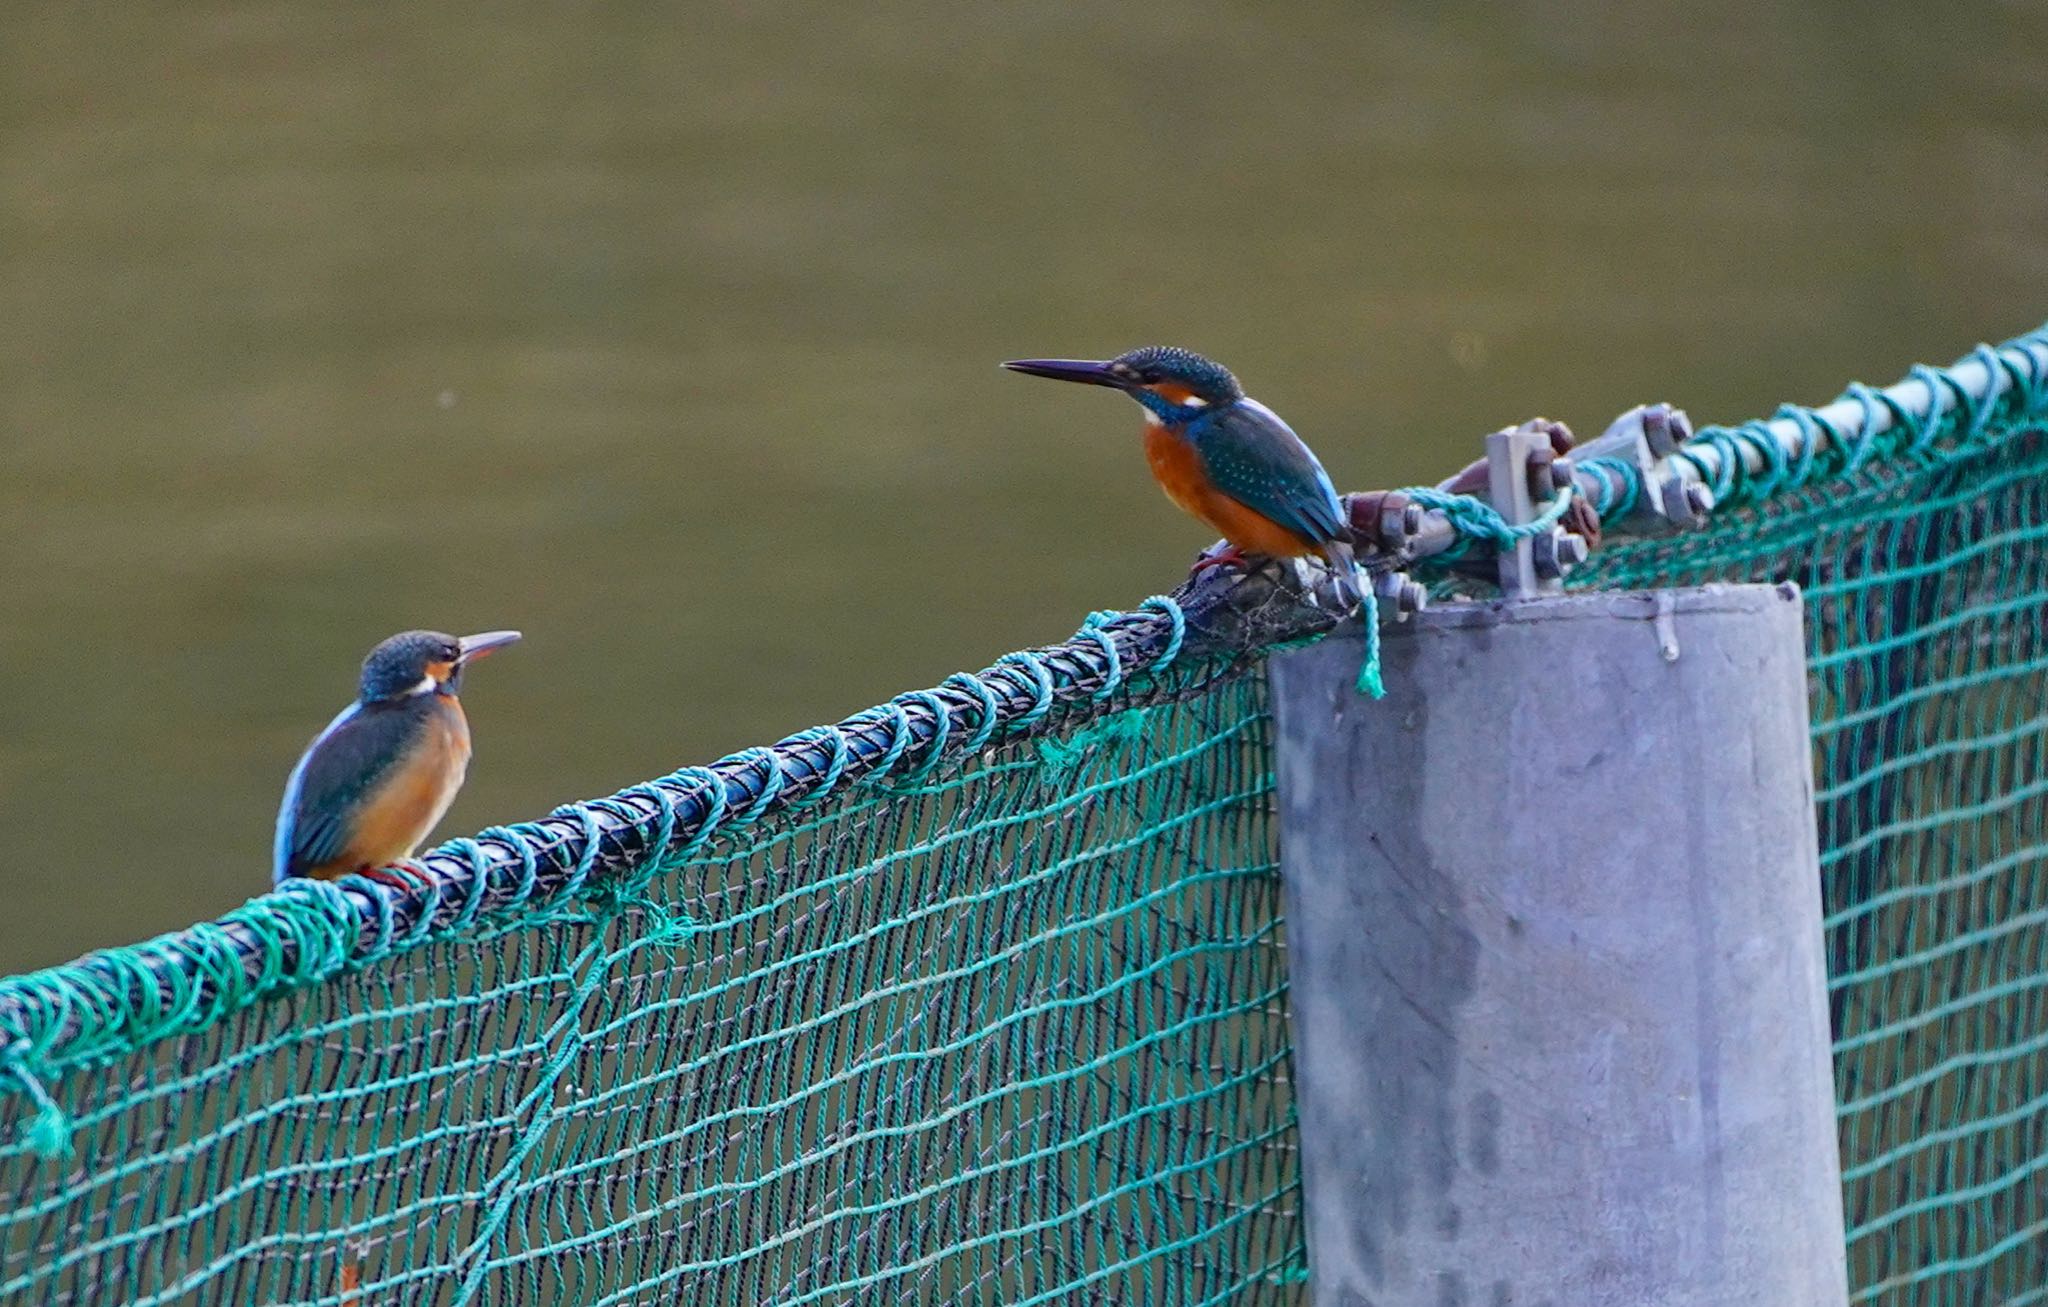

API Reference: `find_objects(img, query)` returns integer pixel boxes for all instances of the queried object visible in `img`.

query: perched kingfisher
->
[1001,347,1357,595]
[273,629,521,887]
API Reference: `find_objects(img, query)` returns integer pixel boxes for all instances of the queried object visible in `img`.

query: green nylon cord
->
[1401,480,1576,543]
[1355,582,1384,698]
[3,323,2048,1304]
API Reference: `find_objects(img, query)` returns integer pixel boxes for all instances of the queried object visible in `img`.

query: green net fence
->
[3,325,2046,1304]
[1583,357,2048,1304]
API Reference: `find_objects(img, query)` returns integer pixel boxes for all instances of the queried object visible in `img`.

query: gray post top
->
[1375,581,1802,634]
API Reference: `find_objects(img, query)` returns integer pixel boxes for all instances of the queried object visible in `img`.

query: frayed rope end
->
[24,1099,74,1161]
[1036,707,1153,784]
[1356,658,1385,699]
[4,1044,75,1161]
[1355,581,1386,699]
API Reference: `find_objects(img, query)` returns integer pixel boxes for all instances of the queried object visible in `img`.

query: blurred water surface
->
[3,2,2046,969]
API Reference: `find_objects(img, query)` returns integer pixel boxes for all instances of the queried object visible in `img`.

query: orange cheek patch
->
[1147,381,1200,406]
[425,659,456,684]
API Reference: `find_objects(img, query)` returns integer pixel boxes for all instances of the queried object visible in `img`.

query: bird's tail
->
[1318,539,1364,609]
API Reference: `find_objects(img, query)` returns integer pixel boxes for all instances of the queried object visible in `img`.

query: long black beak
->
[456,630,523,665]
[1000,358,1128,389]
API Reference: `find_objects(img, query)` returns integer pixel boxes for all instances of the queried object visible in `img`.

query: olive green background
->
[3,2,2045,969]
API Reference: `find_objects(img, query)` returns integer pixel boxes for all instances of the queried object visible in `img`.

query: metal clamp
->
[1486,422,1578,599]
[1572,403,1714,535]
[1340,491,1434,618]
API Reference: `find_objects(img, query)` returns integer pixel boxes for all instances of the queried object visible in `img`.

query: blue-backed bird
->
[273,629,521,888]
[1001,347,1358,597]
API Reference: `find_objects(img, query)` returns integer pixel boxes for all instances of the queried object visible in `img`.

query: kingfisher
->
[273,628,521,888]
[1002,347,1358,596]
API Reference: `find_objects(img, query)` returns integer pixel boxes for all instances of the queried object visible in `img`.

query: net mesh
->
[1584,421,2048,1305]
[3,336,2046,1304]
[2,659,1309,1306]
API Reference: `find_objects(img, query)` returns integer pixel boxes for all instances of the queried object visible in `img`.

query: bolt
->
[1377,496,1408,547]
[1551,455,1575,490]
[1651,476,1714,528]
[1525,445,1556,503]
[1643,403,1690,457]
[1530,529,1590,579]
[1376,572,1428,614]
[1684,483,1715,520]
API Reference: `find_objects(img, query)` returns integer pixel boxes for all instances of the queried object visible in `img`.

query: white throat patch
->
[406,675,440,697]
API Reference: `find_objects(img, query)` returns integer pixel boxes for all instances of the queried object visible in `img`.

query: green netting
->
[0,644,1312,1306]
[1584,418,2048,1305]
[3,327,2046,1304]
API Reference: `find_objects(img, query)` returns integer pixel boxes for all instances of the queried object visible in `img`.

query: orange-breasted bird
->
[1002,347,1358,596]
[273,629,521,888]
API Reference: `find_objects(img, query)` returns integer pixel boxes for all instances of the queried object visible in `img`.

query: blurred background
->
[3,2,2046,970]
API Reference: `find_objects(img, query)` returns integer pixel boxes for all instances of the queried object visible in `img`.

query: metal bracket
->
[1487,425,1554,599]
[1572,403,1714,535]
[1365,493,1431,618]
[1331,491,1434,620]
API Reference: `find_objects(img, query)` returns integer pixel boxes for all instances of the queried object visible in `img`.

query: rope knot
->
[0,1033,72,1162]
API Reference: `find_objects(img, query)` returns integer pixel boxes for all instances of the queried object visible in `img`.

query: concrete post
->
[1269,583,1848,1307]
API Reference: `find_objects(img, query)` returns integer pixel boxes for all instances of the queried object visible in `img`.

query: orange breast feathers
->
[311,699,474,879]
[1143,424,1321,558]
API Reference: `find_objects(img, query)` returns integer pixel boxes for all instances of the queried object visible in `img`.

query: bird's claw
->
[1179,542,1374,622]
[354,864,433,896]
[1190,542,1251,575]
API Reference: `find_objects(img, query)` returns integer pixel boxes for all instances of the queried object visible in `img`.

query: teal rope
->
[0,594,1197,1090]
[1355,581,1384,699]
[1073,612,1123,701]
[1034,706,1154,785]
[943,672,1002,754]
[1400,481,1577,544]
[1582,322,2048,521]
[12,326,2041,1101]
[1,1031,70,1160]
[1579,456,1639,519]
[1344,480,1581,696]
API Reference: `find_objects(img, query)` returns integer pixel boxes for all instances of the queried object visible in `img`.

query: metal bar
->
[1360,331,2048,568]
[1485,427,1542,597]
[1660,333,2048,492]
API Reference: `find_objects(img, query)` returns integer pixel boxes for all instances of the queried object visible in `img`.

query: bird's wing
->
[272,701,415,884]
[1190,399,1348,544]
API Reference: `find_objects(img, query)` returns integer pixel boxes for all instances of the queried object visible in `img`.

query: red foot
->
[356,866,422,893]
[1190,545,1250,575]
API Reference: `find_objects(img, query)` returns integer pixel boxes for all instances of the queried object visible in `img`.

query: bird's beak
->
[456,630,523,664]
[1000,358,1127,389]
